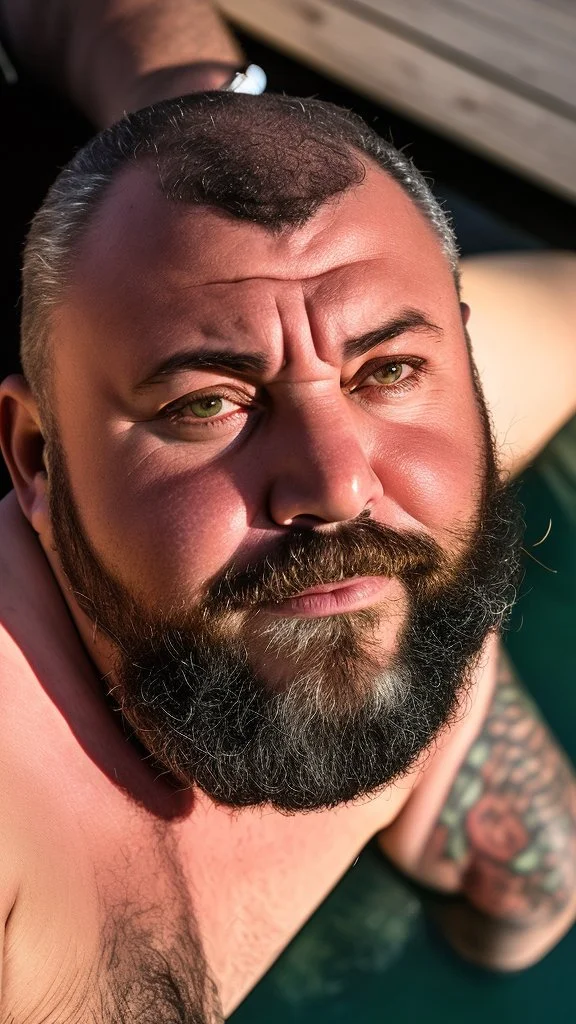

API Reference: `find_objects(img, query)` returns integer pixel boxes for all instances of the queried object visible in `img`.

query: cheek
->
[374,414,485,536]
[142,469,251,594]
[70,448,253,602]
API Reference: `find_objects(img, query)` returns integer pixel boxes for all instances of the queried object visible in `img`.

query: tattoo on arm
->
[421,654,576,927]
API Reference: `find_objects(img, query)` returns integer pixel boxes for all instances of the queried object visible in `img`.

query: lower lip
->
[262,577,395,618]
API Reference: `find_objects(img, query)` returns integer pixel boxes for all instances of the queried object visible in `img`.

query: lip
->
[262,576,395,618]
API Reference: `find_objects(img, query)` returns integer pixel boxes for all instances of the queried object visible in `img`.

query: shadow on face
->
[0,136,523,810]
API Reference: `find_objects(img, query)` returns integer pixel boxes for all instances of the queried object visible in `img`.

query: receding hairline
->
[64,151,454,285]
[20,91,460,403]
[27,158,461,425]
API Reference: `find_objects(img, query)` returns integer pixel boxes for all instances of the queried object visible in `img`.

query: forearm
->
[0,0,243,125]
[422,655,576,969]
[430,885,576,971]
[380,647,576,970]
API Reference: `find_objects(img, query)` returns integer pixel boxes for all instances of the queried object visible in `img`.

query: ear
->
[0,374,49,533]
[460,302,471,326]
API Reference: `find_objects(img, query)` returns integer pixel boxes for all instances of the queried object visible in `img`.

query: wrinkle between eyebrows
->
[133,309,443,390]
[274,292,288,372]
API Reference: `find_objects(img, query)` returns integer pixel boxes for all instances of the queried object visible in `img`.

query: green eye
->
[373,363,404,385]
[189,396,224,418]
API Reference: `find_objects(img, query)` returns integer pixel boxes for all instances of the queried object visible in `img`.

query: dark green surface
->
[231,417,576,1023]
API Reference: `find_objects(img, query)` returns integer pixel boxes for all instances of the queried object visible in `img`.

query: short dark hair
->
[21,91,459,398]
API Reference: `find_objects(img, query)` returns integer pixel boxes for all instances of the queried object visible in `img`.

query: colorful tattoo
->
[421,654,576,925]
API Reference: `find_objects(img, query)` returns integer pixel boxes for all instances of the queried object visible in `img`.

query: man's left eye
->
[362,361,419,387]
[370,363,406,385]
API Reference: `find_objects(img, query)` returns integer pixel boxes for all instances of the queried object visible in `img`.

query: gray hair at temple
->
[20,91,460,400]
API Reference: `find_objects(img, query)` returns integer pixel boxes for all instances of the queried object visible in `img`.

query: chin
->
[237,609,400,709]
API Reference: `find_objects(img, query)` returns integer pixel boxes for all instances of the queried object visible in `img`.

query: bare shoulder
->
[0,630,41,923]
[0,691,25,998]
[0,787,22,927]
[462,251,576,475]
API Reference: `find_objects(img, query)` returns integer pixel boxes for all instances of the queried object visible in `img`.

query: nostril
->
[288,513,331,528]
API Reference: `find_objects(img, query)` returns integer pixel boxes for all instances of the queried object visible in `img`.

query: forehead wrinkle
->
[171,277,333,381]
[174,253,397,290]
[68,159,453,313]
[62,162,456,389]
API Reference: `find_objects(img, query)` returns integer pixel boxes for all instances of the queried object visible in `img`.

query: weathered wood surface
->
[218,0,576,199]
[356,0,576,112]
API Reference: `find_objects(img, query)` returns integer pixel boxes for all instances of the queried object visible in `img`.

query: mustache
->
[206,514,453,612]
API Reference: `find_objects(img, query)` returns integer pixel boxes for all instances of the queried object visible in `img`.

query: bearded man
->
[0,92,575,1023]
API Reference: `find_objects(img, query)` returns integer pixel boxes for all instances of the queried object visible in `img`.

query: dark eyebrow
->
[134,349,270,392]
[134,310,442,392]
[343,309,443,361]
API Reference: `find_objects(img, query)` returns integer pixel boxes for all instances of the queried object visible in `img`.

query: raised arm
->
[0,0,243,126]
[379,641,576,970]
[462,251,576,477]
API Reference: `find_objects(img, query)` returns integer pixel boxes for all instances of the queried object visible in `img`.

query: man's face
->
[44,162,521,809]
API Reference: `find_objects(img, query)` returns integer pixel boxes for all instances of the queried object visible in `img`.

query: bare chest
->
[176,787,407,1011]
[0,606,411,1021]
[1,766,405,1022]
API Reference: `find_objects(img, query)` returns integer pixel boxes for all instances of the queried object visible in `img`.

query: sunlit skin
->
[25,161,485,684]
[3,158,575,1018]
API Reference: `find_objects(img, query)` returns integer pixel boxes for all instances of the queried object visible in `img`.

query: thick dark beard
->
[46,406,524,812]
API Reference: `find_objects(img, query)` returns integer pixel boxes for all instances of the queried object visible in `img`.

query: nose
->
[267,390,384,527]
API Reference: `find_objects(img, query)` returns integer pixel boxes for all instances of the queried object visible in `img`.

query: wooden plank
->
[218,0,576,199]
[447,0,576,44]
[351,0,576,111]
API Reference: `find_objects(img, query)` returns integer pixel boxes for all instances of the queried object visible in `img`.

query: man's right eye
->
[181,395,235,419]
[159,387,256,433]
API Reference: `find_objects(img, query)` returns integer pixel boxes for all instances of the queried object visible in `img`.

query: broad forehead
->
[68,160,454,317]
